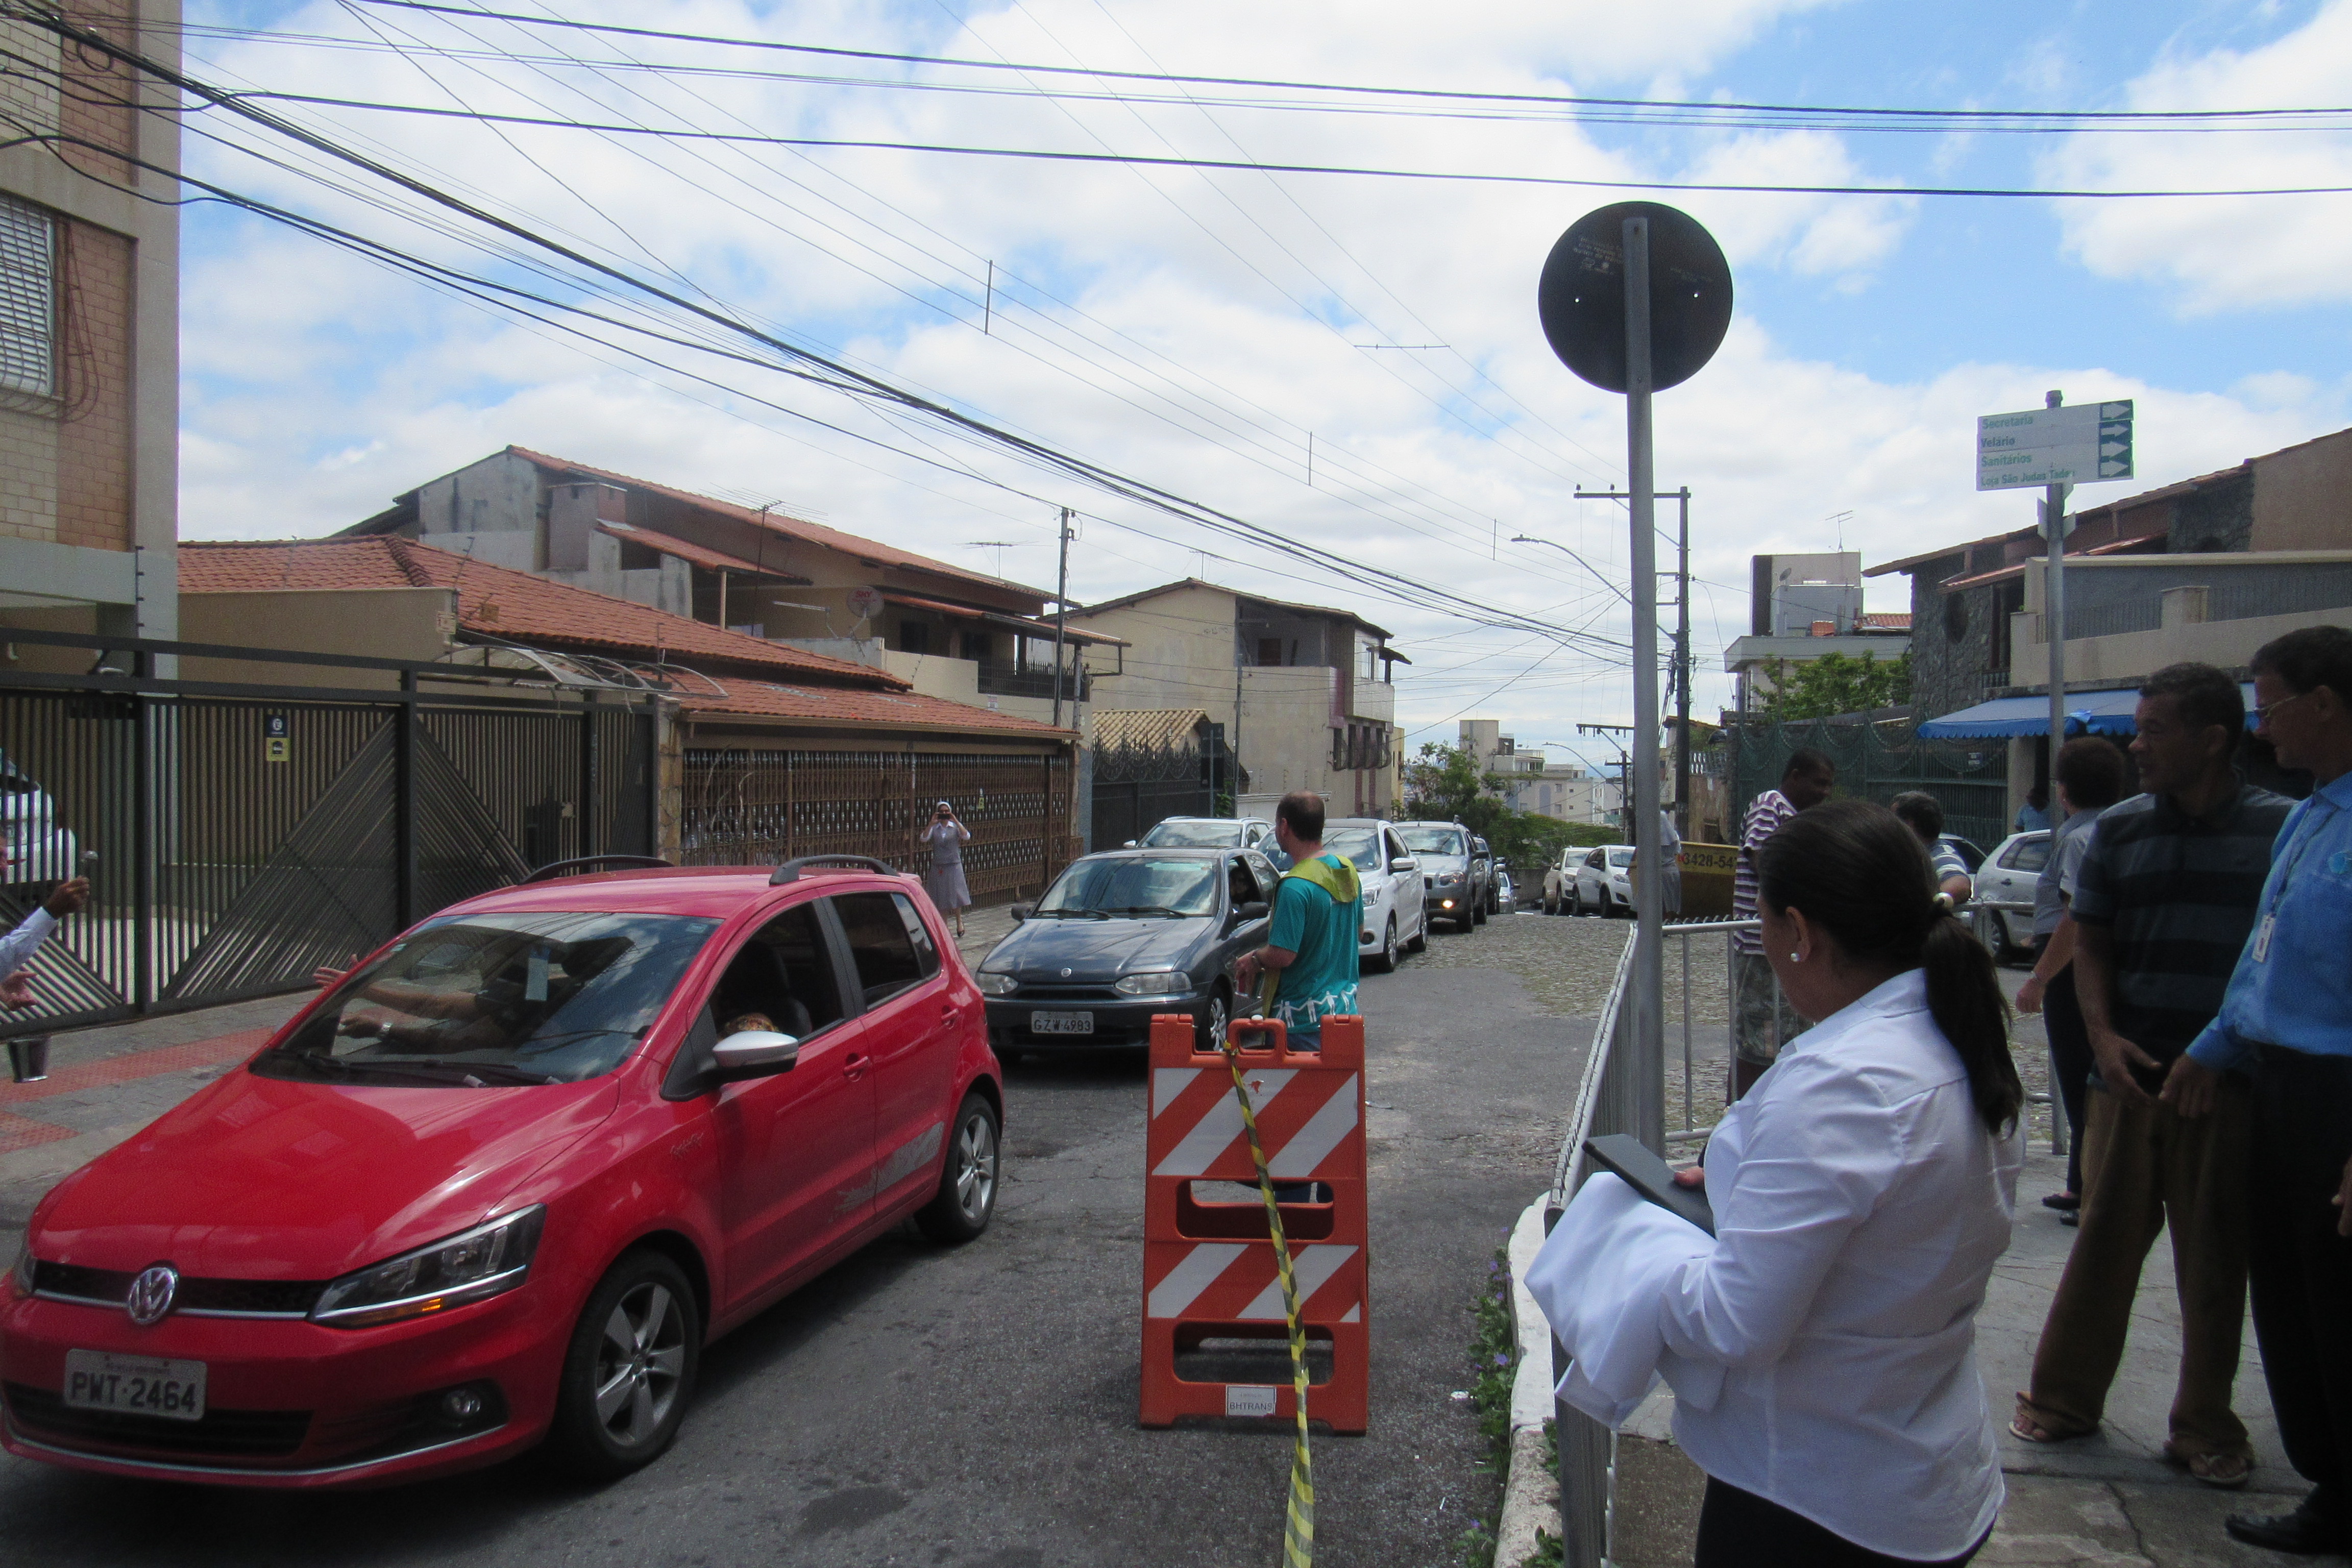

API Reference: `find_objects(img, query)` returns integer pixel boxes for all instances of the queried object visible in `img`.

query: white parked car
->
[1967,829,2050,964]
[1,763,78,897]
[1569,844,1637,917]
[1321,817,1429,973]
[1495,871,1516,915]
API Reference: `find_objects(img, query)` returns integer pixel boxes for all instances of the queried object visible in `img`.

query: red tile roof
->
[680,678,1075,737]
[179,537,902,688]
[1857,612,1913,630]
[503,448,1040,601]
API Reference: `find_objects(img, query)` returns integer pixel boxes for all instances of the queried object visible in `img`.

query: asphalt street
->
[0,913,1605,1567]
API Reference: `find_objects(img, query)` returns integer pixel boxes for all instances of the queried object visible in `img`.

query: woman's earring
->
[1788,950,1802,963]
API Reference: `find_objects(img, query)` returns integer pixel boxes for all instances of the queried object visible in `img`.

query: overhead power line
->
[335,2,2352,130]
[170,19,2352,136]
[6,4,1627,658]
[207,91,2352,199]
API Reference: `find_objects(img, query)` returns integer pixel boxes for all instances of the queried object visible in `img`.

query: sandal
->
[2041,1191,2080,1211]
[2167,1446,2252,1489]
[2010,1395,2095,1445]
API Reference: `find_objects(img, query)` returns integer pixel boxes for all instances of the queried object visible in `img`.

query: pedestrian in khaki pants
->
[2009,664,2290,1488]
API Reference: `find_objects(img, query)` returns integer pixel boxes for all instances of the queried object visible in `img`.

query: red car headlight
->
[310,1206,546,1329]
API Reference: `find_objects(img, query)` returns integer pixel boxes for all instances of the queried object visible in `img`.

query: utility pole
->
[1579,722,1635,833]
[1575,485,1692,834]
[1051,508,1072,730]
[2043,389,2068,803]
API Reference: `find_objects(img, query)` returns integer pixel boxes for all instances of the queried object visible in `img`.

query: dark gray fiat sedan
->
[972,847,1278,1055]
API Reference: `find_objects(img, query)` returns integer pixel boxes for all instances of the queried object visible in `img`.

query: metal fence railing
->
[1546,929,1636,1568]
[679,748,1073,902]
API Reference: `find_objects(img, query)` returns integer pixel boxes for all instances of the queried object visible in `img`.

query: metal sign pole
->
[1052,507,1073,730]
[1676,487,1692,836]
[1623,215,1664,1155]
[2044,390,2066,786]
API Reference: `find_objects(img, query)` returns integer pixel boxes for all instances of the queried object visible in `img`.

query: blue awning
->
[1917,682,2257,739]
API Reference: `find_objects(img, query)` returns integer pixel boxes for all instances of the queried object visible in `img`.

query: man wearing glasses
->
[2166,627,2352,1556]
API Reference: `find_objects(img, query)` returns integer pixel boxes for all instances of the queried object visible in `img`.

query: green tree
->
[1402,741,1501,821]
[1485,811,1615,873]
[1761,649,1912,721]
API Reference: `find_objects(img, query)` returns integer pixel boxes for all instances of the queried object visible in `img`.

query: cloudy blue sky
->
[177,1,2352,782]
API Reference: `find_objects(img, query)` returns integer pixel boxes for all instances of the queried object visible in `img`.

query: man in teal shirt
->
[1234,791,1360,1048]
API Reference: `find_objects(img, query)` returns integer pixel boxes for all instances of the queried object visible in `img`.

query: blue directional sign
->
[1976,400,2135,491]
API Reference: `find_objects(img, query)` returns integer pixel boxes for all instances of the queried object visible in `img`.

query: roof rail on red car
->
[522,854,674,883]
[770,854,902,885]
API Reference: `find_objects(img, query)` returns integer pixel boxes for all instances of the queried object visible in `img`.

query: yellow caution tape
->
[1220,1028,1314,1568]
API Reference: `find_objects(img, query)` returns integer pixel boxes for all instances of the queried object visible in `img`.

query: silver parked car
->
[1130,816,1276,853]
[1394,821,1478,932]
[1967,829,2050,964]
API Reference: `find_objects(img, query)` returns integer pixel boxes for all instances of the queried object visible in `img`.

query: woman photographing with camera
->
[1532,800,2023,1566]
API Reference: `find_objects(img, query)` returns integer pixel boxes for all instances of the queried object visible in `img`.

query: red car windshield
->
[256,911,721,1087]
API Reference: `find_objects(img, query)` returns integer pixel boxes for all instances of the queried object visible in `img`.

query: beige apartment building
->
[1067,578,1405,817]
[337,446,1123,733]
[0,3,180,653]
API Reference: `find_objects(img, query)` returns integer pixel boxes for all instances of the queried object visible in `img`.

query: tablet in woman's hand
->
[1585,1133,1716,1236]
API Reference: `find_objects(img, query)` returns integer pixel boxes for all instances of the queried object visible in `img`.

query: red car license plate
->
[63,1349,207,1421]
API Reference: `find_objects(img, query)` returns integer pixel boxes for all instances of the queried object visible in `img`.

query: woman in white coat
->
[1536,800,2023,1566]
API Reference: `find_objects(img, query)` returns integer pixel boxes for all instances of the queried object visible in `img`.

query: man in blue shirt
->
[1234,791,1359,1049]
[2166,627,2352,1556]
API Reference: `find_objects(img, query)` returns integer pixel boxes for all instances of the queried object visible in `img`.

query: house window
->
[898,620,930,655]
[960,630,991,662]
[0,194,54,398]
[1257,637,1282,667]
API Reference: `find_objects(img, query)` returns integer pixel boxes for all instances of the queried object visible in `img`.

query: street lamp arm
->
[1510,535,1632,605]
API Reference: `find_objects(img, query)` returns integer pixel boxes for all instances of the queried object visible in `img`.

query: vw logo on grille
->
[125,1264,179,1327]
[1060,967,1072,978]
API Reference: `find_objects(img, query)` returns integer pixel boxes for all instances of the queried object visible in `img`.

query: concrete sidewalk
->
[0,898,1031,1257]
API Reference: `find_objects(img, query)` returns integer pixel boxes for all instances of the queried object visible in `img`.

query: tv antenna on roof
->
[963,540,1028,577]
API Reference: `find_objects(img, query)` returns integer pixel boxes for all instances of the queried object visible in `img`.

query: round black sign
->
[1537,202,1732,394]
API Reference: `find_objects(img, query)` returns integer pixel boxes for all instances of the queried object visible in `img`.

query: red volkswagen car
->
[0,855,1000,1488]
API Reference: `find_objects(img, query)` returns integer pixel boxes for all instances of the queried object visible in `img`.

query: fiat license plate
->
[63,1349,207,1422]
[1029,1011,1094,1035]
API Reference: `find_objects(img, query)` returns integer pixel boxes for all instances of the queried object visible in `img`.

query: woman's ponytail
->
[1759,800,2022,1135]
[1921,906,2022,1134]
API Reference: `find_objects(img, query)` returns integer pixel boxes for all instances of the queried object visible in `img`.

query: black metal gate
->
[1728,715,2008,849]
[1089,738,1216,848]
[0,632,657,1035]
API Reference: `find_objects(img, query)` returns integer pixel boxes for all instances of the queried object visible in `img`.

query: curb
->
[1495,1192,1561,1567]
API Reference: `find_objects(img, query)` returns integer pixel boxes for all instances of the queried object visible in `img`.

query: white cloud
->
[2044,0,2352,311]
[1677,131,1916,287]
[169,0,2351,754]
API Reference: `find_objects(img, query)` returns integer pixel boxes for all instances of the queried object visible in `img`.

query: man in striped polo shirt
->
[2012,663,2290,1489]
[1729,747,1834,1099]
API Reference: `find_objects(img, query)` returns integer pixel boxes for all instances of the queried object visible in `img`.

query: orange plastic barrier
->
[1139,1012,1369,1432]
